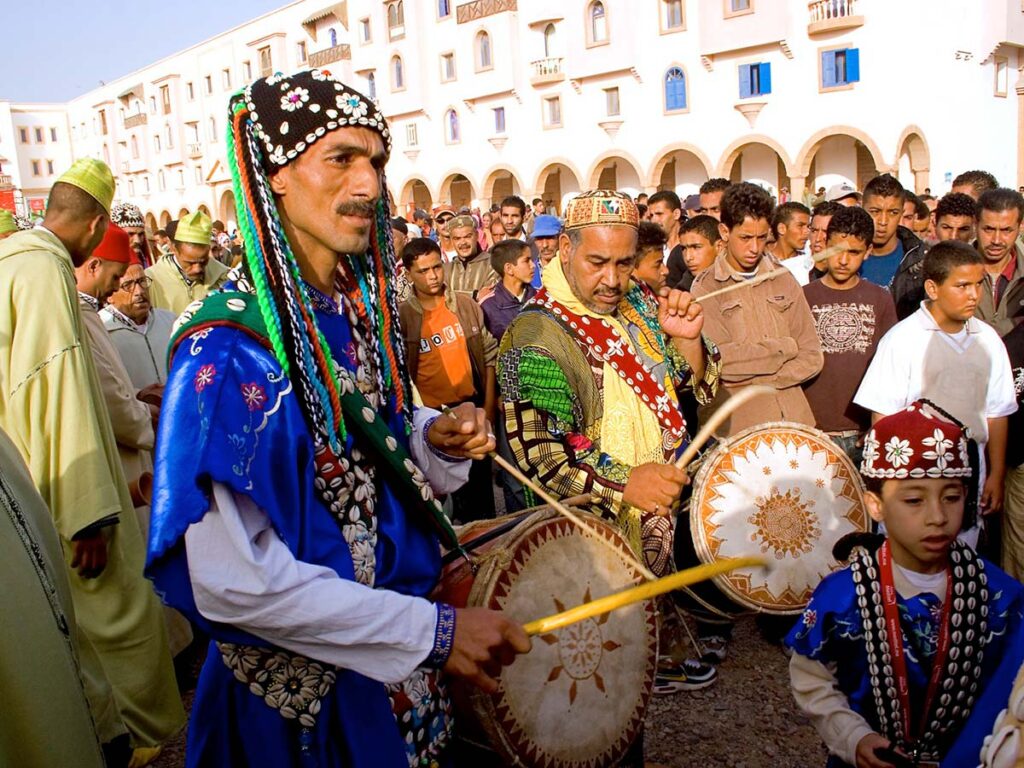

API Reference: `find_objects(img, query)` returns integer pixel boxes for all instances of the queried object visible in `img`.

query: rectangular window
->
[99,111,108,135]
[128,179,135,196]
[729,0,751,12]
[493,106,506,134]
[31,160,40,176]
[259,46,273,77]
[359,18,371,43]
[143,176,150,193]
[243,61,252,81]
[208,116,218,142]
[34,126,44,143]
[149,96,157,113]
[662,0,684,30]
[46,160,54,175]
[177,169,185,189]
[205,75,213,95]
[49,127,57,142]
[605,87,620,116]
[154,135,161,152]
[438,0,451,18]
[441,52,456,82]
[406,123,418,146]
[195,166,204,185]
[738,62,771,97]
[821,48,860,89]
[186,82,195,101]
[18,127,28,143]
[160,85,171,114]
[165,124,174,149]
[222,68,232,90]
[995,56,1009,97]
[297,41,308,63]
[544,96,562,128]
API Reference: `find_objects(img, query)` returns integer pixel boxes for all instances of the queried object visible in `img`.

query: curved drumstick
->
[691,244,839,305]
[522,555,767,636]
[441,407,657,580]
[673,385,776,471]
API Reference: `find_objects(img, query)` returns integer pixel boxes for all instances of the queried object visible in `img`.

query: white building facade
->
[2,0,1023,227]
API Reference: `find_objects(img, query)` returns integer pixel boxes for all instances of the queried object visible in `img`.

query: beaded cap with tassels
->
[225,69,411,454]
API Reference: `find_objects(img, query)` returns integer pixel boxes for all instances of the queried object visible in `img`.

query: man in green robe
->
[145,209,229,314]
[0,159,185,764]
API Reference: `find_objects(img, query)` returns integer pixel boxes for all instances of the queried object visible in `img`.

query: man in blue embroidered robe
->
[146,71,529,768]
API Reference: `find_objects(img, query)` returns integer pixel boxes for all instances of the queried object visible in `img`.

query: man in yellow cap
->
[0,209,17,240]
[0,158,185,767]
[146,209,229,314]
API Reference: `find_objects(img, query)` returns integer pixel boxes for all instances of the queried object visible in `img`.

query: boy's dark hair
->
[977,187,1024,224]
[862,173,904,202]
[826,205,874,245]
[648,190,681,211]
[903,193,929,220]
[935,193,978,222]
[923,239,984,284]
[681,214,721,244]
[390,217,409,235]
[532,197,543,205]
[811,200,843,219]
[699,177,732,195]
[953,169,999,195]
[636,203,648,219]
[719,182,773,230]
[490,238,530,276]
[499,195,526,214]
[636,220,668,254]
[155,228,167,237]
[771,201,811,238]
[212,220,225,232]
[401,237,441,270]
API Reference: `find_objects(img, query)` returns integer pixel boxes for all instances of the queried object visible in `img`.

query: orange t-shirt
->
[416,303,475,407]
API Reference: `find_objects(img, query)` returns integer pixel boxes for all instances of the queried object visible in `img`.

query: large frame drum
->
[681,422,870,616]
[434,508,658,768]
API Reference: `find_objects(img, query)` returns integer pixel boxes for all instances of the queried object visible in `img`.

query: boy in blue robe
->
[786,399,1024,767]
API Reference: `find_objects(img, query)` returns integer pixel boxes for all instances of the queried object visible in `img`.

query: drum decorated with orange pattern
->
[434,508,657,768]
[689,422,870,615]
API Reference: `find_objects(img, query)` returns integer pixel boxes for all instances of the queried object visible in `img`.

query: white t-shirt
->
[854,303,1018,445]
[779,252,813,286]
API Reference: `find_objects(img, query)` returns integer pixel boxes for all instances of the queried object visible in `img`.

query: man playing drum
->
[145,70,529,767]
[497,189,722,694]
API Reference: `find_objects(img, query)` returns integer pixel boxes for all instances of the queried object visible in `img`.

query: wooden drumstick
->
[673,385,775,471]
[691,243,841,304]
[440,407,657,580]
[522,555,767,636]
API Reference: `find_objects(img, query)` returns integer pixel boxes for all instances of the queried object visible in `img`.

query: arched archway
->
[586,151,644,198]
[482,166,523,209]
[718,136,794,199]
[159,210,172,228]
[219,190,237,231]
[177,207,190,219]
[399,177,433,214]
[896,126,930,193]
[144,212,157,233]
[534,160,583,216]
[648,143,713,197]
[439,171,476,210]
[795,127,889,195]
[197,204,211,218]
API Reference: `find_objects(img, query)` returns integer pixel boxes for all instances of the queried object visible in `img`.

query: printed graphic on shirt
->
[419,319,465,353]
[1013,364,1024,398]
[810,302,877,354]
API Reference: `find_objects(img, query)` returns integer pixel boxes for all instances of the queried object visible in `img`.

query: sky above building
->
[1,0,290,103]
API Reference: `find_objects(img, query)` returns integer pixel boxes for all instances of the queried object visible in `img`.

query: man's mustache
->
[335,200,378,217]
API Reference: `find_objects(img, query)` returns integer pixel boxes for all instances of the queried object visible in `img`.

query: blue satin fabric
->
[785,559,1024,767]
[146,301,442,767]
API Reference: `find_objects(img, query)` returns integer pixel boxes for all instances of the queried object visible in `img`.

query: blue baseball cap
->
[532,214,562,238]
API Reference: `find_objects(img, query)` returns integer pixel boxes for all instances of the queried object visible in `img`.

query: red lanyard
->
[877,541,953,746]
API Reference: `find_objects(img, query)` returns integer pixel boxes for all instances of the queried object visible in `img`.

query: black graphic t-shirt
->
[802,278,898,432]
[1004,321,1024,468]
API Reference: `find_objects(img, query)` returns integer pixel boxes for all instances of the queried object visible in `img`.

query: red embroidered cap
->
[91,223,133,264]
[860,400,972,480]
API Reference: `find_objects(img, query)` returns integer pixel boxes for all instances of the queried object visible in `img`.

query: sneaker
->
[653,658,717,694]
[698,634,729,664]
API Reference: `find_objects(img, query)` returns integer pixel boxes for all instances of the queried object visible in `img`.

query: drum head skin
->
[691,422,870,614]
[468,511,657,768]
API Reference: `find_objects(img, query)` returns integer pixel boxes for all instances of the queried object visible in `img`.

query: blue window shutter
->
[846,48,860,83]
[758,62,772,95]
[679,72,687,109]
[821,51,837,88]
[739,64,752,98]
[666,68,687,110]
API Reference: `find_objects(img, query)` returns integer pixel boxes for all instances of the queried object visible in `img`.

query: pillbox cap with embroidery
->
[56,158,115,213]
[111,201,145,229]
[564,190,639,231]
[861,400,971,480]
[174,210,213,246]
[91,223,133,264]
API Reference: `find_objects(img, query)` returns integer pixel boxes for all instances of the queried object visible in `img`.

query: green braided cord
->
[371,205,393,388]
[226,99,290,377]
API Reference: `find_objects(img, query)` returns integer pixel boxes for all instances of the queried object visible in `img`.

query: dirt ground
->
[153,616,826,768]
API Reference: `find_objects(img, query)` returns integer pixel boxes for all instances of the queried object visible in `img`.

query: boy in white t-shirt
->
[854,240,1017,533]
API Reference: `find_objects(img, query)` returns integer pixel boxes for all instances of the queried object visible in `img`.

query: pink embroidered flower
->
[241,382,268,411]
[194,364,217,392]
[801,609,817,629]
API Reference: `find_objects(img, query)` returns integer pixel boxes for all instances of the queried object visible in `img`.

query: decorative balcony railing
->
[808,0,863,34]
[187,142,203,159]
[530,57,564,85]
[0,174,12,187]
[456,0,516,24]
[124,113,148,129]
[309,43,351,68]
